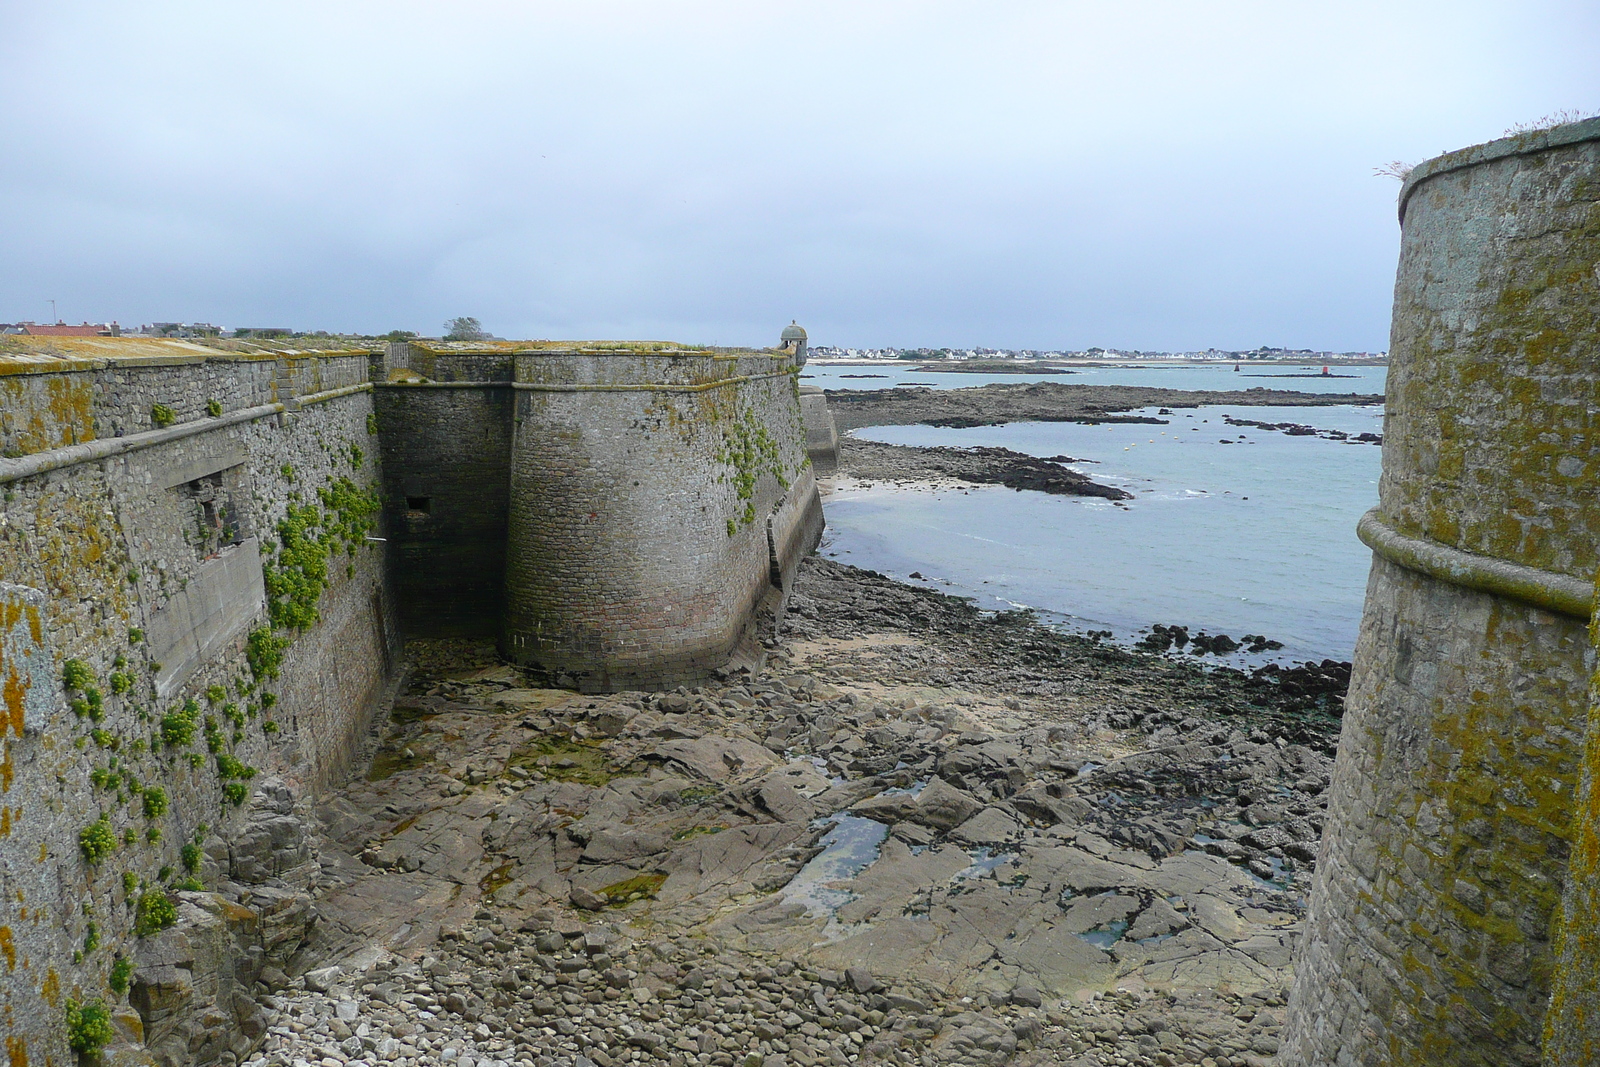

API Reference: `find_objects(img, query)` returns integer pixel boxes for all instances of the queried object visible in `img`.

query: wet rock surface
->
[826,382,1383,433]
[835,439,1131,500]
[221,557,1339,1067]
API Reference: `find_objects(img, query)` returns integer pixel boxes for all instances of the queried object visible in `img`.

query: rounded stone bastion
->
[1280,118,1600,1065]
[499,347,821,692]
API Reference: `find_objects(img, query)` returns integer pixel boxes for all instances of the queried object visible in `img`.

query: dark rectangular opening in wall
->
[406,496,432,513]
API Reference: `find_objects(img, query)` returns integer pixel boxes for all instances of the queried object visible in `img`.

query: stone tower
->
[1280,117,1600,1066]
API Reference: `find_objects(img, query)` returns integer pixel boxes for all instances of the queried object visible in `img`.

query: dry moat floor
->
[241,557,1349,1067]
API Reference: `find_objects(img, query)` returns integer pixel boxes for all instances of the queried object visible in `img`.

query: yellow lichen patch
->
[39,967,58,1008]
[43,377,94,449]
[0,925,13,970]
[5,1035,26,1067]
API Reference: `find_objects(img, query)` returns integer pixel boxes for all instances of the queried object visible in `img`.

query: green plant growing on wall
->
[716,410,788,533]
[280,464,295,482]
[205,684,226,704]
[71,686,105,722]
[151,404,177,429]
[202,715,221,751]
[128,627,144,644]
[159,701,200,747]
[215,753,253,781]
[222,781,249,806]
[65,998,114,1056]
[206,398,223,417]
[180,842,202,874]
[109,669,133,695]
[108,957,134,996]
[122,871,138,896]
[80,817,116,863]
[83,921,100,953]
[366,411,379,435]
[262,478,380,632]
[263,501,330,630]
[141,787,168,819]
[246,627,285,680]
[133,890,176,936]
[63,658,93,690]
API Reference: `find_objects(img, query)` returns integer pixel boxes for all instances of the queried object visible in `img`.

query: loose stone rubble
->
[199,556,1341,1067]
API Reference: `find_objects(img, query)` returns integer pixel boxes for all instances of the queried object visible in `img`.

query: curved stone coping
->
[1357,508,1594,620]
[374,370,797,394]
[1399,116,1600,223]
[0,381,371,485]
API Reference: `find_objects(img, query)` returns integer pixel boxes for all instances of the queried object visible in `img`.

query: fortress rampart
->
[1281,118,1600,1065]
[0,336,821,1067]
[375,342,822,690]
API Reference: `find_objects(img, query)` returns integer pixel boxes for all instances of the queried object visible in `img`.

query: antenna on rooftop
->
[49,299,57,324]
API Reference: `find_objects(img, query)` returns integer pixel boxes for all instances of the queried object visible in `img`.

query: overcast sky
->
[2,2,1595,351]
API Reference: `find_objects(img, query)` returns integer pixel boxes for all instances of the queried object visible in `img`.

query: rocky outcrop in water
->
[826,382,1383,433]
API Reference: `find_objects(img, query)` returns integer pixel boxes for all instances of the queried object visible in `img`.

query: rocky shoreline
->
[833,439,1131,500]
[201,556,1351,1067]
[826,382,1382,433]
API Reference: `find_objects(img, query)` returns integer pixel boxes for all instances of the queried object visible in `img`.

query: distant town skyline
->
[2,2,1595,352]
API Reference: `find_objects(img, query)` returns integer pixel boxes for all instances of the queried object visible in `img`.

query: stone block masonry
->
[1280,117,1600,1065]
[0,343,394,1067]
[0,334,823,1066]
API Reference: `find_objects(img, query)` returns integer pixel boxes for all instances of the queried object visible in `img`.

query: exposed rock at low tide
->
[162,557,1341,1067]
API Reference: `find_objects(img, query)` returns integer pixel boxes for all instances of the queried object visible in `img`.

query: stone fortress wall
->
[0,335,822,1067]
[1280,118,1600,1065]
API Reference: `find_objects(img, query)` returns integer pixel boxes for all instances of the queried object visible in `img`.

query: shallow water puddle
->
[1079,919,1131,950]
[782,815,890,938]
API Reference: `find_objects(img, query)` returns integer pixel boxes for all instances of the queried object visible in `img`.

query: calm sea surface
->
[823,400,1386,665]
[802,361,1388,396]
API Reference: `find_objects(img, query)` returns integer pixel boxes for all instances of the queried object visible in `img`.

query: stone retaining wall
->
[0,347,394,1067]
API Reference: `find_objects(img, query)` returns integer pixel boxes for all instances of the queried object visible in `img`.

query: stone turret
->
[780,320,808,365]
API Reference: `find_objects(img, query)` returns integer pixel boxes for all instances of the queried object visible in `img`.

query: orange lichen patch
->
[0,808,10,836]
[0,742,12,793]
[5,1035,26,1067]
[39,968,58,1008]
[3,665,27,740]
[0,926,13,970]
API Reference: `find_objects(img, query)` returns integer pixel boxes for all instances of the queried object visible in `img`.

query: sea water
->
[823,404,1384,664]
[803,362,1388,396]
